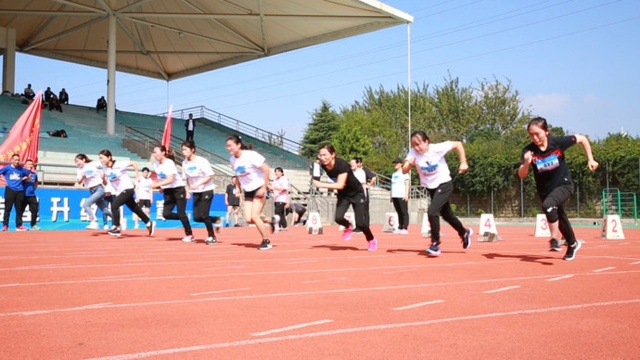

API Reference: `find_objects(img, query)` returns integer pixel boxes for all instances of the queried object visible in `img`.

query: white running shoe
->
[86,221,99,230]
[103,225,110,230]
[182,235,195,243]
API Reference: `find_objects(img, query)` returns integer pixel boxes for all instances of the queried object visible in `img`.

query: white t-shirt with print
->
[271,175,289,203]
[391,170,410,198]
[77,161,103,188]
[229,150,266,192]
[135,176,153,200]
[182,156,215,193]
[407,141,453,189]
[104,161,134,195]
[153,158,183,189]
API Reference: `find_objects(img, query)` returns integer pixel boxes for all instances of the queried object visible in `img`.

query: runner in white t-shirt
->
[98,149,155,237]
[133,167,153,229]
[402,131,472,257]
[75,153,113,230]
[226,135,273,250]
[151,145,193,242]
[181,140,218,245]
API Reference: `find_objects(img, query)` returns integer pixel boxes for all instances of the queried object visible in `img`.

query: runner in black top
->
[518,117,599,261]
[312,143,378,252]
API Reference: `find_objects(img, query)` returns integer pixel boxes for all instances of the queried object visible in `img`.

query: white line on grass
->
[251,320,333,336]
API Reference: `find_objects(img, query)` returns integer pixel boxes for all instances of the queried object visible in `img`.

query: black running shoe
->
[549,238,562,251]
[147,221,155,236]
[462,228,473,249]
[108,228,121,237]
[563,240,582,261]
[258,239,272,250]
[426,242,441,257]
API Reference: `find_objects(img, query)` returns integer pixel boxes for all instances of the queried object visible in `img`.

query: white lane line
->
[302,277,347,284]
[201,266,247,271]
[18,303,111,316]
[593,267,616,273]
[283,260,317,265]
[67,252,108,255]
[4,264,640,291]
[630,261,640,265]
[546,274,574,282]
[14,263,70,270]
[252,320,333,336]
[86,299,640,360]
[393,300,445,310]
[484,286,520,294]
[90,273,148,280]
[190,288,250,296]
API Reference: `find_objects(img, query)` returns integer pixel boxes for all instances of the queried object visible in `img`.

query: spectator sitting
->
[23,84,35,100]
[96,96,107,113]
[49,94,63,112]
[44,87,53,103]
[59,88,69,104]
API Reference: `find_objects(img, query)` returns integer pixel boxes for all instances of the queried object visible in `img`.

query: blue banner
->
[0,187,228,231]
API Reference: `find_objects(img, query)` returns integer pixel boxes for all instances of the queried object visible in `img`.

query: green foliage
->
[300,99,340,159]
[298,74,640,218]
[332,109,374,159]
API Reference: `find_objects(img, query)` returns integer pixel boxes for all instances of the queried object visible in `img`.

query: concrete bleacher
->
[0,94,318,192]
[0,94,396,225]
[115,110,308,171]
[0,95,152,184]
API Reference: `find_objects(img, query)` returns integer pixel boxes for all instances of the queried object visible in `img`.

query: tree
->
[300,99,340,159]
[331,108,374,160]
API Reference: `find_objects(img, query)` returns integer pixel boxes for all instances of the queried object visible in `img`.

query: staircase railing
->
[160,106,308,156]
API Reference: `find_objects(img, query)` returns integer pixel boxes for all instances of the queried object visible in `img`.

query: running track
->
[1,224,639,359]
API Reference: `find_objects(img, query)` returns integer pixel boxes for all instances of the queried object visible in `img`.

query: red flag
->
[0,91,43,164]
[161,105,173,149]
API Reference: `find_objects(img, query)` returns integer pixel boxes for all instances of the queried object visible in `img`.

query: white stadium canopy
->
[0,0,413,133]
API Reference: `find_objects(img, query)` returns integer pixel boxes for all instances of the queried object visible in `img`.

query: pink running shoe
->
[367,238,378,252]
[342,225,353,241]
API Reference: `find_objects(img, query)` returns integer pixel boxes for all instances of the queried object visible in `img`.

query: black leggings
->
[334,194,374,241]
[192,190,215,237]
[162,187,192,235]
[427,181,466,243]
[540,184,577,246]
[111,189,150,227]
[274,201,288,228]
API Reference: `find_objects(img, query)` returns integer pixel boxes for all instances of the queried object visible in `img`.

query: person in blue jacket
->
[0,154,31,231]
[23,159,40,230]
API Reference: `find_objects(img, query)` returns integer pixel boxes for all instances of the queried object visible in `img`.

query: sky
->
[4,0,640,144]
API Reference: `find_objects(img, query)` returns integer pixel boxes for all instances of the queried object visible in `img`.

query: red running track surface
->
[1,223,639,359]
